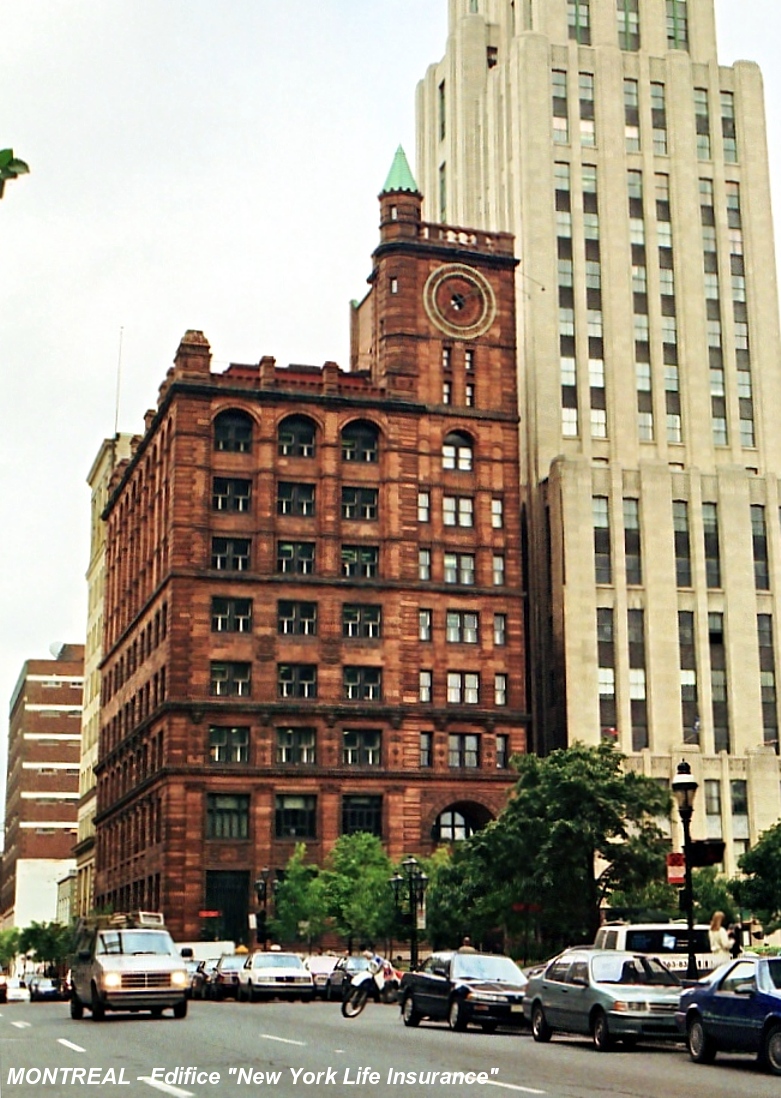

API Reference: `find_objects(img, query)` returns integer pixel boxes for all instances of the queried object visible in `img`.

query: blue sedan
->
[675,955,781,1075]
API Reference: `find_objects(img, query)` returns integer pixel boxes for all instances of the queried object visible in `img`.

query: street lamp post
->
[390,855,429,970]
[254,867,271,948]
[672,759,699,981]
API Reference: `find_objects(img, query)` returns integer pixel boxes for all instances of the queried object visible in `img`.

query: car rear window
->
[624,928,711,954]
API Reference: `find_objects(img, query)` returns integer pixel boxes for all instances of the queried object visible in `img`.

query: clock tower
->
[354,146,518,410]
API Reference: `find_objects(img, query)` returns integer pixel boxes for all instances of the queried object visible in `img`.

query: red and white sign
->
[666,852,685,885]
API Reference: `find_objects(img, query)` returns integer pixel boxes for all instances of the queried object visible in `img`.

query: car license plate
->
[511,1005,523,1013]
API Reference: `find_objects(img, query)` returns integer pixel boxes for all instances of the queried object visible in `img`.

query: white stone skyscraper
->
[417,0,781,873]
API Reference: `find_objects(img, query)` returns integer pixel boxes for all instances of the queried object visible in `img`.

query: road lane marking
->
[11,1021,31,1029]
[57,1038,86,1052]
[259,1033,306,1046]
[486,1083,546,1095]
[138,1077,194,1098]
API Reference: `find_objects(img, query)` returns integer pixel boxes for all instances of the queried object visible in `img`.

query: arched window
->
[214,410,253,453]
[442,431,474,471]
[341,420,379,463]
[278,415,316,458]
[432,801,493,842]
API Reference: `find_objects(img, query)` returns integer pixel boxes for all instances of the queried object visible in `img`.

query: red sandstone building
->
[1,645,84,927]
[94,153,528,944]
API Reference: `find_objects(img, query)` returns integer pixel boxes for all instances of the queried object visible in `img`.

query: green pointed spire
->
[381,145,419,195]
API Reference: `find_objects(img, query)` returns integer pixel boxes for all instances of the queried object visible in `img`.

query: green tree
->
[269,844,326,947]
[692,867,737,925]
[436,743,670,953]
[0,928,20,971]
[0,149,30,198]
[18,922,73,969]
[318,833,396,948]
[732,820,781,932]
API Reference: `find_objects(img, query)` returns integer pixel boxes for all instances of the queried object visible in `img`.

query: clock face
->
[423,263,497,339]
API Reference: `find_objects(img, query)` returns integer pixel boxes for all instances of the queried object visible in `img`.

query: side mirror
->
[78,950,91,962]
[181,947,194,959]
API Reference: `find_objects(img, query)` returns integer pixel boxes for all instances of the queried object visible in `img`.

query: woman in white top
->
[709,910,733,965]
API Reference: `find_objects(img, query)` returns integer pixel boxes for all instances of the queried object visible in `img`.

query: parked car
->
[209,954,247,1000]
[676,954,781,1075]
[5,979,31,1003]
[594,921,718,976]
[524,948,682,1051]
[304,955,339,998]
[237,951,314,1002]
[399,950,527,1032]
[29,976,62,1002]
[0,972,7,1003]
[191,958,221,1000]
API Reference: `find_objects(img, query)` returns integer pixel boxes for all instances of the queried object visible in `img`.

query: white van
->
[594,922,719,974]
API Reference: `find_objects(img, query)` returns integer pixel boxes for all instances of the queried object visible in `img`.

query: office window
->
[438,80,446,141]
[277,482,315,516]
[206,794,249,840]
[212,477,251,513]
[651,82,668,154]
[343,604,381,639]
[444,552,475,586]
[418,548,431,581]
[496,734,509,769]
[420,731,432,767]
[593,496,611,584]
[342,728,381,766]
[623,499,642,585]
[673,501,691,586]
[419,608,432,641]
[494,673,508,706]
[275,795,316,839]
[758,615,779,752]
[731,780,748,817]
[442,431,474,471]
[277,541,314,575]
[721,91,737,162]
[343,666,382,702]
[341,420,379,463]
[211,537,251,572]
[276,727,316,765]
[447,672,480,706]
[214,410,252,453]
[342,795,382,837]
[568,0,591,44]
[278,415,316,458]
[694,88,711,160]
[278,600,317,636]
[752,505,769,590]
[579,72,595,146]
[446,610,479,644]
[465,379,475,404]
[418,491,431,523]
[419,670,433,703]
[211,597,252,634]
[439,162,447,221]
[493,554,506,586]
[209,726,249,764]
[443,495,474,527]
[552,70,569,145]
[210,662,251,698]
[624,79,640,152]
[342,545,379,578]
[617,0,640,51]
[277,664,317,699]
[448,733,480,767]
[703,502,721,588]
[342,487,378,521]
[442,379,452,405]
[679,610,699,744]
[666,0,688,50]
[494,613,507,647]
[491,498,504,529]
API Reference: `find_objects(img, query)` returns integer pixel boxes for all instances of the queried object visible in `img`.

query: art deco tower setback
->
[93,155,527,943]
[417,0,781,872]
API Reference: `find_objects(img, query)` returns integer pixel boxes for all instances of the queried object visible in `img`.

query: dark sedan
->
[28,976,63,1002]
[399,951,527,1032]
[676,954,781,1075]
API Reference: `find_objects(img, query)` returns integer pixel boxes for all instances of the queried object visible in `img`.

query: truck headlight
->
[102,972,122,990]
[171,971,188,988]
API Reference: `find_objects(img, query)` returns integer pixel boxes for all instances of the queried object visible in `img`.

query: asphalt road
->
[1,997,779,1098]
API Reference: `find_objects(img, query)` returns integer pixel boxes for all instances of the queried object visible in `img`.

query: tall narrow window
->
[439,162,447,222]
[709,613,729,753]
[597,608,616,740]
[624,79,640,152]
[679,611,699,744]
[593,496,611,584]
[623,499,642,585]
[673,501,691,586]
[552,70,569,145]
[702,502,721,588]
[666,0,688,50]
[628,609,648,750]
[568,0,591,44]
[758,615,779,753]
[579,72,595,147]
[752,505,769,590]
[651,82,668,154]
[694,88,711,160]
[721,91,737,162]
[438,80,446,141]
[616,0,640,51]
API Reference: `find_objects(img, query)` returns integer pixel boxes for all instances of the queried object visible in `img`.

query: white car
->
[304,955,338,997]
[6,979,31,1003]
[238,952,314,1002]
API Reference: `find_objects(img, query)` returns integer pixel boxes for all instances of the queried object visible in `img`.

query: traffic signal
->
[688,839,725,867]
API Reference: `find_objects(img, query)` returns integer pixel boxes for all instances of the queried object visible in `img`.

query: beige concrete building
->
[73,434,134,917]
[417,0,781,874]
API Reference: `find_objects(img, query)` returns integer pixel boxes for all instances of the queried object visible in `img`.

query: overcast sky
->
[2,1,780,797]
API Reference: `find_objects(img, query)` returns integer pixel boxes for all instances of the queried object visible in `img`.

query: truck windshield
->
[96,931,175,956]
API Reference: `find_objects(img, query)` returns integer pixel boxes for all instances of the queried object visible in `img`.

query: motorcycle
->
[340,956,398,1018]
